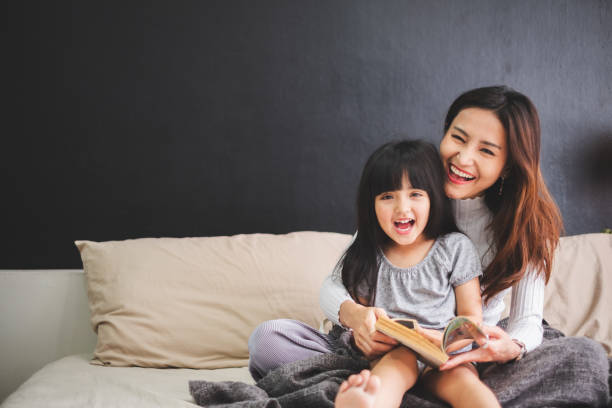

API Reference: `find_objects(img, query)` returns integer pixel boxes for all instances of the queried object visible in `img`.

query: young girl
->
[333,140,499,408]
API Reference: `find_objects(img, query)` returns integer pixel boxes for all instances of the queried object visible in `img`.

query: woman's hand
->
[339,300,398,359]
[438,325,522,370]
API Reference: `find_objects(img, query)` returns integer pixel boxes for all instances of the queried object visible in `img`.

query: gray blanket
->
[189,352,367,408]
[190,325,445,407]
[189,352,447,407]
[190,323,611,407]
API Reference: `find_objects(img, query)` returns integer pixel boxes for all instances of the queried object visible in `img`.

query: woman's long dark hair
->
[341,140,458,306]
[444,86,563,302]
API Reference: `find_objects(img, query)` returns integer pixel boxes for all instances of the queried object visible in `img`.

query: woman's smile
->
[448,164,476,184]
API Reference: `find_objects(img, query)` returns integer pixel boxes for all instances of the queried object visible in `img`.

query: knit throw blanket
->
[190,323,610,407]
[189,326,445,407]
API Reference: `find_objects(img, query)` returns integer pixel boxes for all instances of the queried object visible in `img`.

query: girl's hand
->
[438,325,522,370]
[339,301,398,359]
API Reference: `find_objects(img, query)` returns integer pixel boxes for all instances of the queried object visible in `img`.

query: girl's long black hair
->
[341,140,458,306]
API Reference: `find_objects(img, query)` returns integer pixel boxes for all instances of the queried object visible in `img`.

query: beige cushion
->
[544,233,612,355]
[75,232,351,368]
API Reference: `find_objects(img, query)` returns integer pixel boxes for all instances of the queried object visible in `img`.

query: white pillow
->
[544,233,612,355]
[75,231,351,368]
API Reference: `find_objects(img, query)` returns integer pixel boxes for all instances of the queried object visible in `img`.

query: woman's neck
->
[452,195,489,224]
[452,196,496,267]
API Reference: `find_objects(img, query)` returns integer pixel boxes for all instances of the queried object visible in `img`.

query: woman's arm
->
[319,233,357,326]
[319,274,353,326]
[505,266,545,352]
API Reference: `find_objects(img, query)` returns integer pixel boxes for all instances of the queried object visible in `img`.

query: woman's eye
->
[481,148,494,156]
[411,192,423,198]
[380,194,393,200]
[452,134,465,143]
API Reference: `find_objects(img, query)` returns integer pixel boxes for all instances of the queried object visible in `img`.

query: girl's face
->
[374,175,430,249]
[439,108,508,199]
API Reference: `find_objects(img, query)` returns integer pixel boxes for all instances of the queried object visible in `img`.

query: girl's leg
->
[248,319,334,380]
[424,364,500,408]
[368,347,420,408]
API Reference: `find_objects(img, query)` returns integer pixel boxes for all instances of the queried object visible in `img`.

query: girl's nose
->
[396,197,411,214]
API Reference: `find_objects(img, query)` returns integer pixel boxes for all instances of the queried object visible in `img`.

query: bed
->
[1,231,610,407]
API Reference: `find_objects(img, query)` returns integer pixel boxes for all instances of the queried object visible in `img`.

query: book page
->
[442,317,488,353]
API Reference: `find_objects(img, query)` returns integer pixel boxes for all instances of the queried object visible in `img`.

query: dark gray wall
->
[5,0,611,268]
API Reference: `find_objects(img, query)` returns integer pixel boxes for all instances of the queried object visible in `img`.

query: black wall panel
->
[5,1,611,268]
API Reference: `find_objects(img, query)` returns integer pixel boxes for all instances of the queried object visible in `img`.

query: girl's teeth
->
[450,165,475,180]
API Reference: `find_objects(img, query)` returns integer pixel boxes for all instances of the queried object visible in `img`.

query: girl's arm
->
[319,272,398,358]
[454,277,484,324]
[438,270,544,370]
[417,277,483,347]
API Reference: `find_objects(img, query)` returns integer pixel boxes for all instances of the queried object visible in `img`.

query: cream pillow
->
[544,233,612,355]
[75,231,351,368]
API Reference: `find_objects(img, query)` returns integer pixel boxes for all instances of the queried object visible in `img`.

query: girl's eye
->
[410,192,423,198]
[481,148,494,156]
[380,194,393,200]
[452,134,465,143]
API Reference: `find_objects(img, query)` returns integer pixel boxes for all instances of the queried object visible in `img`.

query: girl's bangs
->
[369,149,430,196]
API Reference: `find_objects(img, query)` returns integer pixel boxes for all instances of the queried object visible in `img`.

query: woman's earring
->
[498,176,505,196]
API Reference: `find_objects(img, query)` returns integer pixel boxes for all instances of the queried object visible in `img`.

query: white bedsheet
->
[2,354,254,407]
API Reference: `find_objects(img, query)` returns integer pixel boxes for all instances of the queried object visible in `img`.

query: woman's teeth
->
[450,164,475,180]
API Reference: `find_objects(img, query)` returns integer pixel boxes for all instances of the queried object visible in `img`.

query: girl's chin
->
[390,236,419,247]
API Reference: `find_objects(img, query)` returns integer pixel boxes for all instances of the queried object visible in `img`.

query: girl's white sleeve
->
[506,265,545,352]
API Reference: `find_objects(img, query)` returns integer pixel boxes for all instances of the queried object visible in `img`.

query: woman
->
[249,86,610,406]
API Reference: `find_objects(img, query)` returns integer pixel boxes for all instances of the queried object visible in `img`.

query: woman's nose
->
[456,147,475,165]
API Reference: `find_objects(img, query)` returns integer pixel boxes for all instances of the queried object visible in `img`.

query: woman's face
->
[439,108,508,199]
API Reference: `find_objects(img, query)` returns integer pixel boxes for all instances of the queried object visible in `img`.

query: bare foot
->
[335,369,381,408]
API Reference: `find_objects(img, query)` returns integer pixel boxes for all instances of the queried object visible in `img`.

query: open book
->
[375,315,489,368]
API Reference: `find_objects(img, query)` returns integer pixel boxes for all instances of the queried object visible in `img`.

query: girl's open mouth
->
[394,219,415,231]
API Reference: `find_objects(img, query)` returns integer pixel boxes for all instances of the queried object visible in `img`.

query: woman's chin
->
[444,185,464,199]
[444,184,480,200]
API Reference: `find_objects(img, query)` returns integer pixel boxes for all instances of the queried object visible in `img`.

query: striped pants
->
[248,319,333,381]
